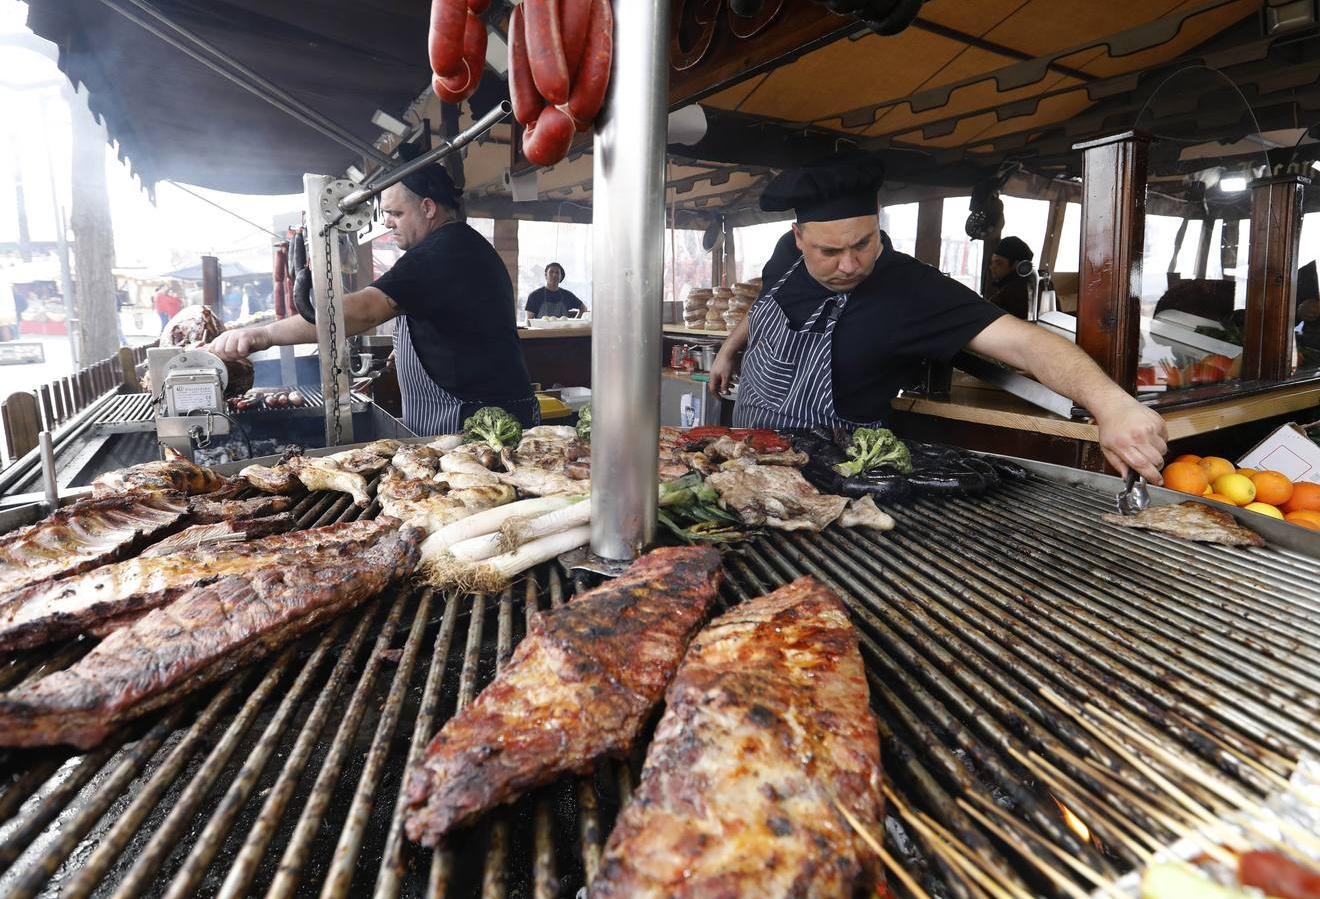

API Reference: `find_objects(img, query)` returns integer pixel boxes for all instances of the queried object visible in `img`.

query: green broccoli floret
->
[463,406,522,451]
[576,403,591,442]
[834,427,913,477]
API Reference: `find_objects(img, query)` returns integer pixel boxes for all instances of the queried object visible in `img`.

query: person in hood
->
[708,156,1169,484]
[985,235,1036,320]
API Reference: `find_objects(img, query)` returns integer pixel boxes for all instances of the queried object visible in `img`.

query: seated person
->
[984,236,1035,320]
[525,262,586,319]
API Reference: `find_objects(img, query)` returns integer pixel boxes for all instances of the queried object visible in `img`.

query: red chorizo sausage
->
[1239,851,1320,899]
[522,105,575,166]
[559,0,592,79]
[467,0,490,13]
[428,0,467,78]
[561,0,611,132]
[523,0,570,106]
[435,11,488,100]
[508,6,544,125]
[432,72,468,105]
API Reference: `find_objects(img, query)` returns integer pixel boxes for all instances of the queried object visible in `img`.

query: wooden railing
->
[0,345,148,469]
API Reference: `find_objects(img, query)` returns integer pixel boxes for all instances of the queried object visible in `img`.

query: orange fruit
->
[1163,461,1209,496]
[1202,354,1234,376]
[1171,453,1202,465]
[1250,471,1294,507]
[1284,510,1320,531]
[1203,493,1236,504]
[1212,473,1256,506]
[1283,482,1320,514]
[1198,457,1235,483]
[1244,502,1283,519]
[1236,468,1258,478]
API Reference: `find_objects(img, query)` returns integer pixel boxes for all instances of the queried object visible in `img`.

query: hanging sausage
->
[428,0,489,106]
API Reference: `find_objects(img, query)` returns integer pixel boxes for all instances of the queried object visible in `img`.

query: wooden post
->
[1042,194,1069,271]
[38,384,54,429]
[1241,175,1310,381]
[494,219,520,302]
[914,198,943,267]
[2,392,40,459]
[118,346,141,391]
[201,256,221,314]
[1074,131,1150,395]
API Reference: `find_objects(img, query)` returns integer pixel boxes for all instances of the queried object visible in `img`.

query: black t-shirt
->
[985,274,1033,320]
[759,230,1005,422]
[372,223,532,402]
[526,287,586,318]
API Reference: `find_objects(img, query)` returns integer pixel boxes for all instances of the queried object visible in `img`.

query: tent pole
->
[590,0,670,560]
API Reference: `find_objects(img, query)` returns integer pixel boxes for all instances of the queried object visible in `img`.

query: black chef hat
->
[395,141,463,210]
[993,236,1033,264]
[1299,260,1318,302]
[760,156,886,223]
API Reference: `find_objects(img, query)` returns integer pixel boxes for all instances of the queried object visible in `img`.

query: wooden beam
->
[201,256,221,315]
[914,198,943,267]
[1075,131,1149,394]
[1241,174,1310,381]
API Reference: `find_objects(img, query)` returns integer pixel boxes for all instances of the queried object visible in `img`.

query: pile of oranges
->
[1162,454,1320,531]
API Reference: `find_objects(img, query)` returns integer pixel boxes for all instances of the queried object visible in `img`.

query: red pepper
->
[1240,850,1320,899]
[676,427,791,453]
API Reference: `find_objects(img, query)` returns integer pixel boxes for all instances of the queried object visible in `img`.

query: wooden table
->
[518,327,591,389]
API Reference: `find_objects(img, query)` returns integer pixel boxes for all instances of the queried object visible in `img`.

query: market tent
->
[163,260,269,281]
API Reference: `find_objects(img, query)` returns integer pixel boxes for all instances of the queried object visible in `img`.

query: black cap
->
[993,236,1033,264]
[396,142,463,209]
[760,156,885,223]
[1300,260,1318,302]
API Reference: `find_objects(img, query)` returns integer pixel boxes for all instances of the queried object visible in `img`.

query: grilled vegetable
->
[835,427,912,477]
[1239,850,1320,899]
[1141,862,1251,899]
[840,472,913,502]
[576,402,591,442]
[658,473,747,543]
[463,406,523,452]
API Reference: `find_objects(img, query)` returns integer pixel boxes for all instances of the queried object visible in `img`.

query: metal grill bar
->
[3,470,1320,899]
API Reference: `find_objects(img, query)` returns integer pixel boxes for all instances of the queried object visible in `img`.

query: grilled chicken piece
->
[186,493,295,524]
[139,512,296,558]
[428,434,465,452]
[839,495,895,531]
[285,455,371,506]
[326,446,393,476]
[391,445,444,480]
[240,463,302,495]
[0,519,394,653]
[1102,501,1265,547]
[378,469,514,534]
[360,438,403,457]
[0,523,422,748]
[0,493,189,595]
[404,546,724,845]
[521,426,578,440]
[497,467,590,497]
[592,577,884,898]
[91,448,229,498]
[707,461,847,531]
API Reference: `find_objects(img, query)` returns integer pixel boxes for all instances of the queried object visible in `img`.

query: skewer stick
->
[884,786,1033,899]
[955,798,1093,899]
[830,798,934,899]
[961,792,1108,890]
[1055,743,1205,837]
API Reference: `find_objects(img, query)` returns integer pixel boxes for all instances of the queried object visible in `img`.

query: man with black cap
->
[985,235,1036,320]
[709,157,1169,484]
[209,163,537,436]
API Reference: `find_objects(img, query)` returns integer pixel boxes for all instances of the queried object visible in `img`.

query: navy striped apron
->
[732,256,887,430]
[394,315,539,436]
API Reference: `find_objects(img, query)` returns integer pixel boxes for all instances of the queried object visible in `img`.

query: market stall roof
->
[24,0,434,195]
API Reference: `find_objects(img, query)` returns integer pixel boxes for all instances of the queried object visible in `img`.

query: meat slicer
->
[147,346,231,458]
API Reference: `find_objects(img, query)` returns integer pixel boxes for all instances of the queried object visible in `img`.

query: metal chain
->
[322,226,344,446]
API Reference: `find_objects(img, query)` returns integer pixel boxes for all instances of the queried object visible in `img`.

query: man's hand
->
[208,326,272,362]
[708,347,739,396]
[1094,394,1168,485]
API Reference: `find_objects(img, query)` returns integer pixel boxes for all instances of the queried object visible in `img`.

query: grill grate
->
[1,472,1318,898]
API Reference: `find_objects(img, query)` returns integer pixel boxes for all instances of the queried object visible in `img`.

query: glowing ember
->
[1051,796,1092,843]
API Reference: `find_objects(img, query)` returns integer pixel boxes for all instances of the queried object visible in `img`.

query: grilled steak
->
[1102,501,1265,547]
[404,546,724,845]
[0,493,189,594]
[0,523,422,748]
[91,449,229,498]
[186,493,295,524]
[0,519,395,653]
[140,512,297,558]
[592,577,884,898]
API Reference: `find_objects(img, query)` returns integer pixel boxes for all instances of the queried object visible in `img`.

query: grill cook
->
[709,157,1169,484]
[209,162,537,436]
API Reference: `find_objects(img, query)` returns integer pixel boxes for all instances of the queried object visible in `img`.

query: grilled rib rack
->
[1,469,1318,899]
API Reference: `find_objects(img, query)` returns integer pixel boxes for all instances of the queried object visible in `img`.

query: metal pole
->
[589,0,670,560]
[39,431,58,511]
[305,174,355,447]
[337,103,511,213]
[96,0,393,167]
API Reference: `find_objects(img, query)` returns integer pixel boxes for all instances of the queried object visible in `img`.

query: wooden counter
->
[663,325,731,340]
[519,325,592,340]
[517,327,591,388]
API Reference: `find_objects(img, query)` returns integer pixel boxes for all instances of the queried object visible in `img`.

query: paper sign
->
[1237,424,1320,484]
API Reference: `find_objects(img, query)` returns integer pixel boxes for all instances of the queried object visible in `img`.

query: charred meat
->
[404,546,724,845]
[706,461,848,531]
[0,493,189,595]
[0,523,421,748]
[1102,501,1265,547]
[593,577,884,898]
[139,512,296,558]
[91,449,229,498]
[378,468,514,533]
[186,493,294,524]
[0,519,397,652]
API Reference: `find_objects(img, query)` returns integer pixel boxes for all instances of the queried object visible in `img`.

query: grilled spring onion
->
[444,498,591,562]
[424,525,592,592]
[658,474,748,544]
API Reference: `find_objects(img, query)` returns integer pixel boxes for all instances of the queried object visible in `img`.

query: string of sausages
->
[428,0,490,105]
[510,0,613,166]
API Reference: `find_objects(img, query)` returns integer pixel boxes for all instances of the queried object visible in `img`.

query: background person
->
[984,236,1036,320]
[525,263,586,319]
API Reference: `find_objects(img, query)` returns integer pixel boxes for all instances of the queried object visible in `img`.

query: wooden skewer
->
[955,798,1093,899]
[830,798,934,899]
[961,791,1109,890]
[1049,740,1201,839]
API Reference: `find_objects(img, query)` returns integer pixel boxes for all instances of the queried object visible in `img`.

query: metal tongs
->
[1115,469,1150,516]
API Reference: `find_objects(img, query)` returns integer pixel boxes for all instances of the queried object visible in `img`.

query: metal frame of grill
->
[2,460,1319,898]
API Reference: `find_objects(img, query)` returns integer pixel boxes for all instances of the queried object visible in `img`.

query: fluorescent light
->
[1219,176,1248,192]
[486,31,508,76]
[1312,160,1320,172]
[345,165,364,183]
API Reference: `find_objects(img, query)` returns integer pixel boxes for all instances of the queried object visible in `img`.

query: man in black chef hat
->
[985,235,1036,320]
[209,158,537,436]
[709,156,1170,485]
